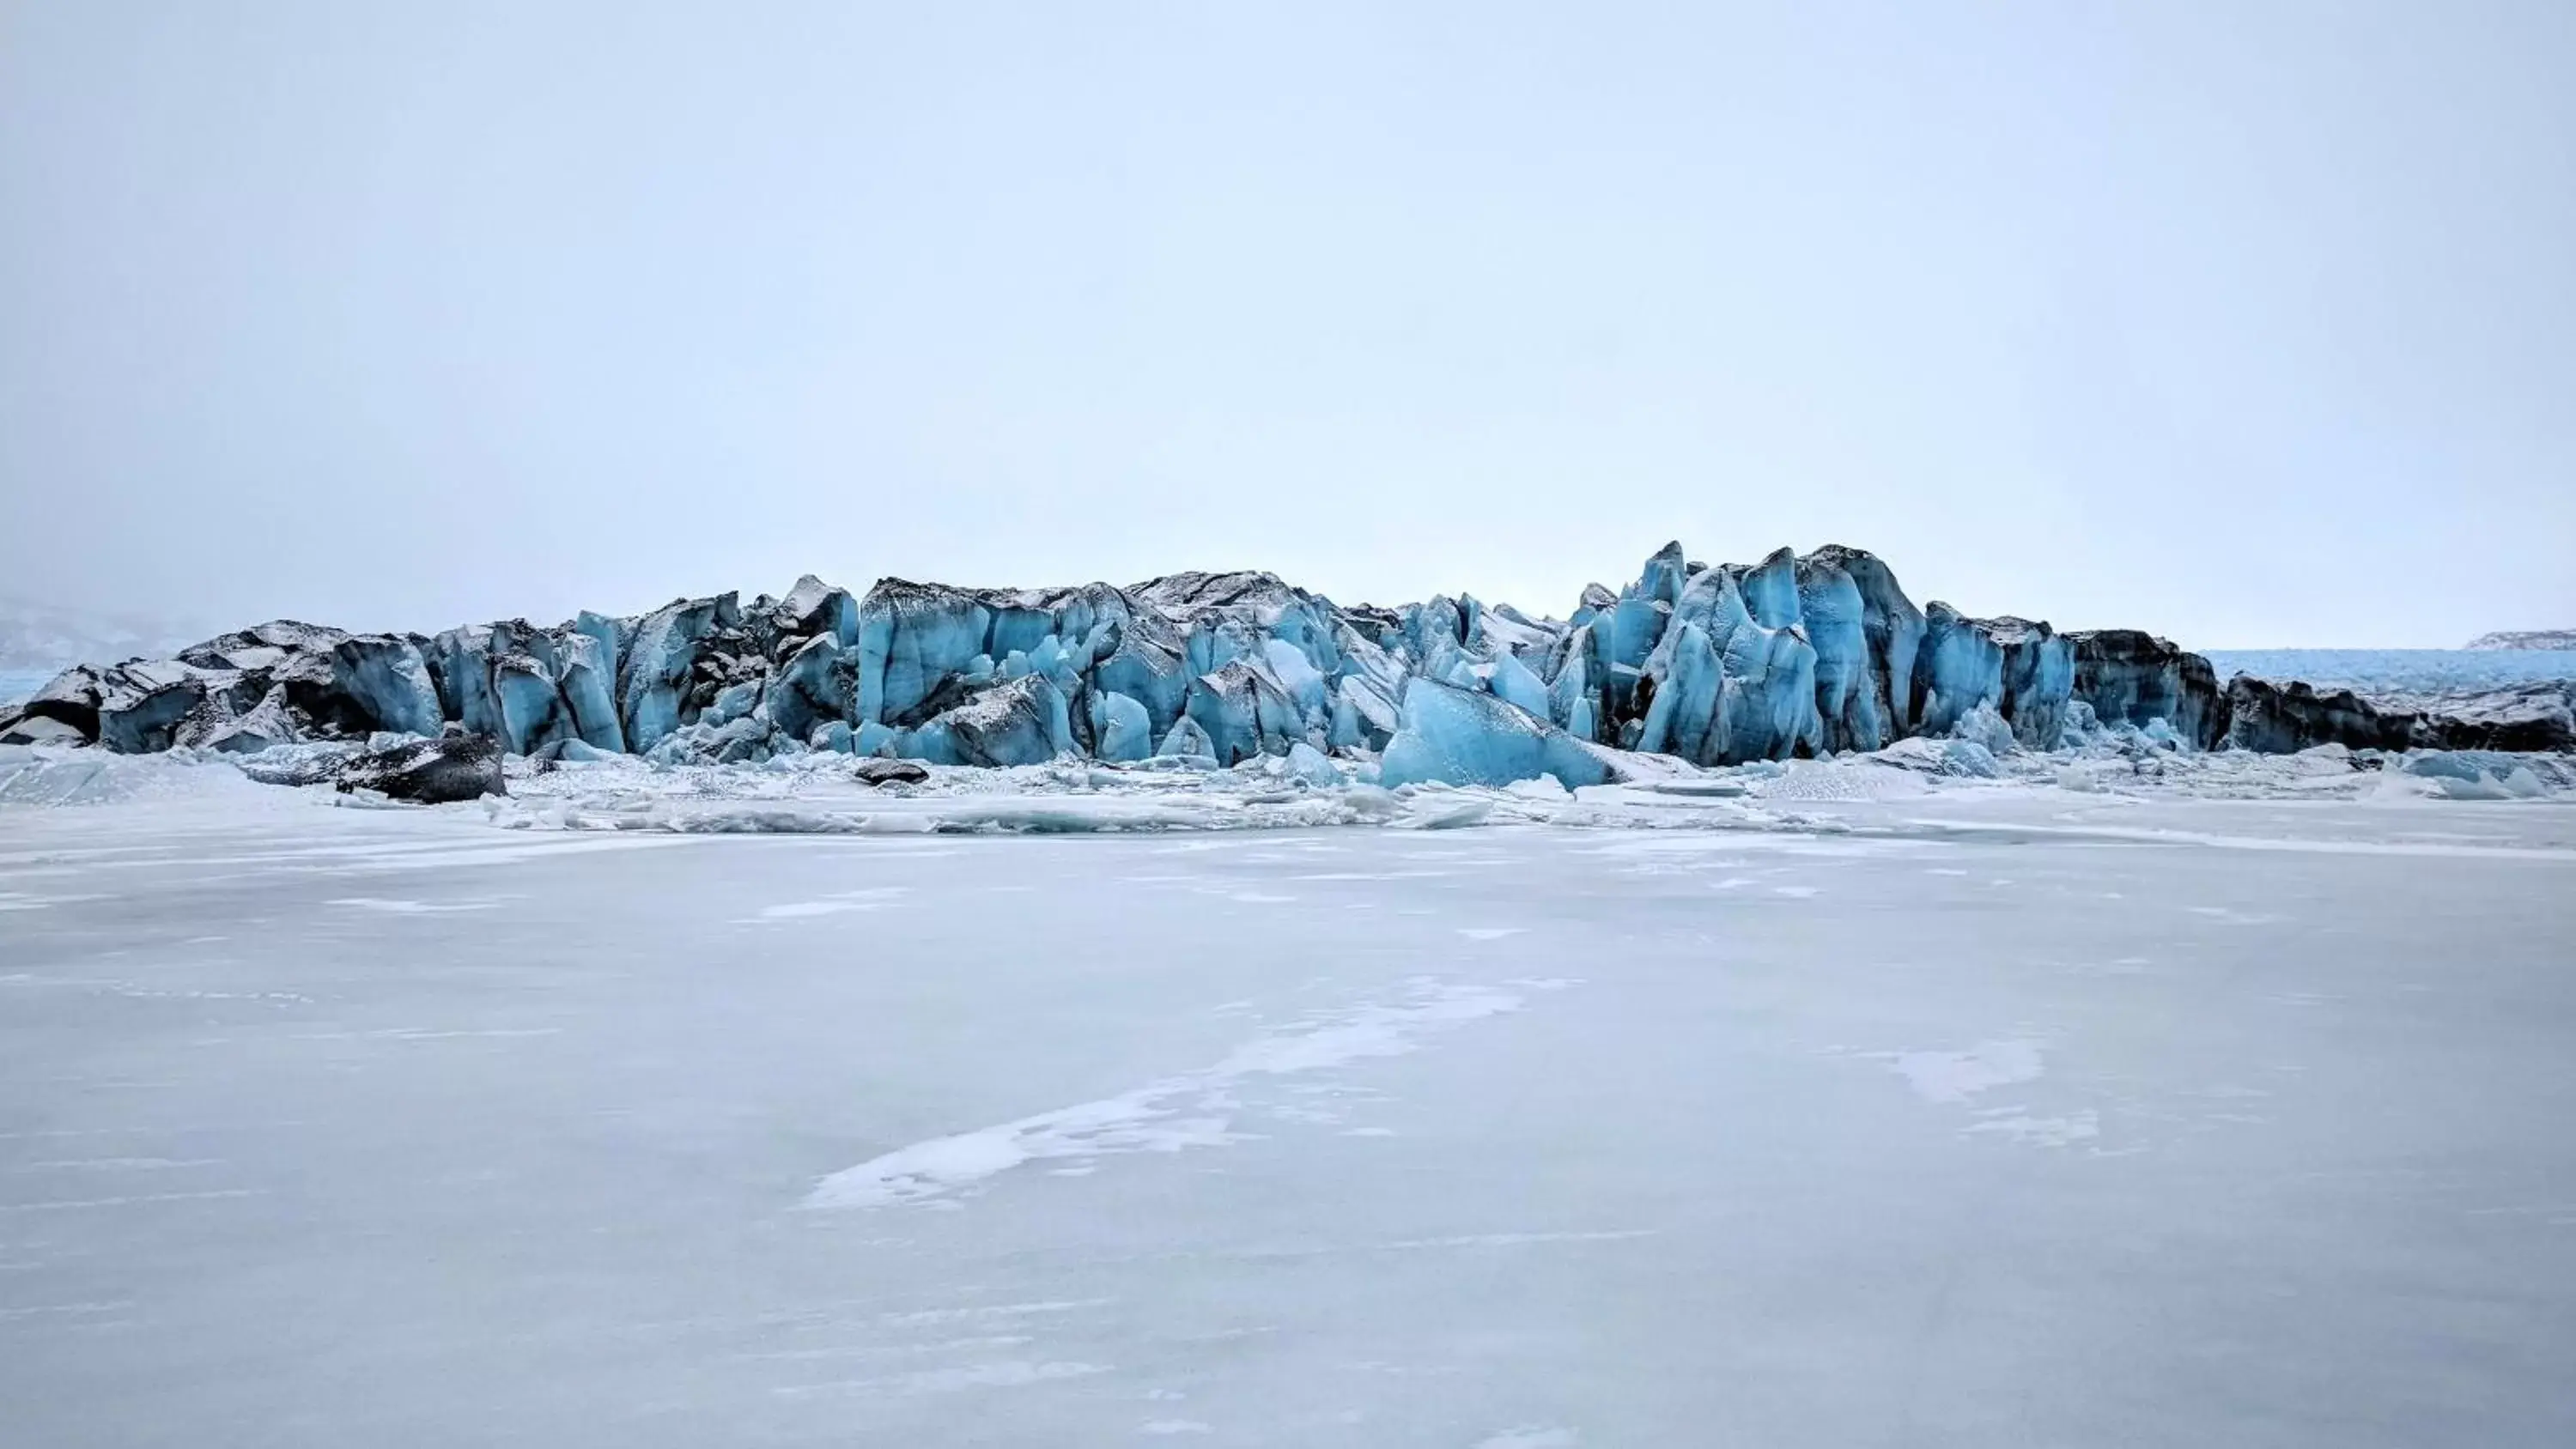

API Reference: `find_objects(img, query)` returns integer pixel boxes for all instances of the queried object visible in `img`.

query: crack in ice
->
[803,980,1542,1209]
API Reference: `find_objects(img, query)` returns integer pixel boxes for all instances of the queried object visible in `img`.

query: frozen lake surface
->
[5,773,2575,1445]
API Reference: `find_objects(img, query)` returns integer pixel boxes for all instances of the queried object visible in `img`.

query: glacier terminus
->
[6,542,2568,795]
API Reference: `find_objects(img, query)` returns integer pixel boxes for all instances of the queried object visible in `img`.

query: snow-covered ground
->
[4,751,2575,1446]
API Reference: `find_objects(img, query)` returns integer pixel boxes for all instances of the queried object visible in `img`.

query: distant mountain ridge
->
[2464,629,2576,651]
[0,597,197,672]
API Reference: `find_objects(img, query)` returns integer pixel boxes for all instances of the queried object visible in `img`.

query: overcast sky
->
[3,2,2570,647]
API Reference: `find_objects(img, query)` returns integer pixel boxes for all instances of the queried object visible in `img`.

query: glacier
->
[4,545,2568,795]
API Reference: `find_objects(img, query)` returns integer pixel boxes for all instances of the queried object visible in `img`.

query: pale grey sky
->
[3,2,2570,647]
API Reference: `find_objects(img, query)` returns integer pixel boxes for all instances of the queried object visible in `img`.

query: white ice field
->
[3,745,2574,1446]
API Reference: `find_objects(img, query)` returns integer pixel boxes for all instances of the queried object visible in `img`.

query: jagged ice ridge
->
[3,543,2567,788]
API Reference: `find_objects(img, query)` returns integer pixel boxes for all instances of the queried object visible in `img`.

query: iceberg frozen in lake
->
[5,544,2569,785]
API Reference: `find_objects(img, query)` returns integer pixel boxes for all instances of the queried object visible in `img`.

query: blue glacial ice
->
[1088,688,1155,763]
[1378,678,1619,791]
[12,541,2568,776]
